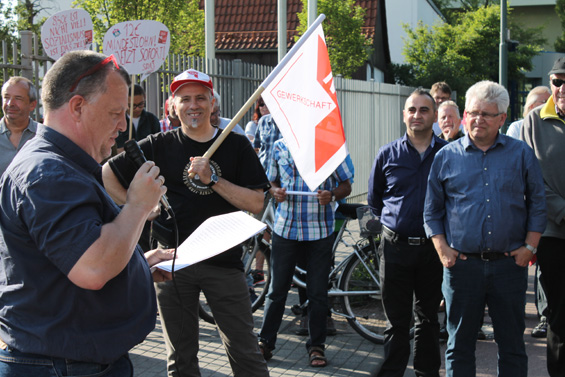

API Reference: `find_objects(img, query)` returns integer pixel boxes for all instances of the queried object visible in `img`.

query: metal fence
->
[1,32,414,201]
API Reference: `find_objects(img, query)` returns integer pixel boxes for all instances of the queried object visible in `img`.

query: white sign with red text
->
[261,22,347,191]
[103,20,170,76]
[41,9,93,60]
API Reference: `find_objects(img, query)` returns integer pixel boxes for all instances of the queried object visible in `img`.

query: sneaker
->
[532,318,548,338]
[296,315,309,335]
[327,316,337,336]
[252,270,265,286]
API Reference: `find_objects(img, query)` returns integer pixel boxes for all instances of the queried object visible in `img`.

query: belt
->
[381,225,429,246]
[461,252,510,261]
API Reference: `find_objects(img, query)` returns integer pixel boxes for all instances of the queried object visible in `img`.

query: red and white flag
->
[261,16,347,191]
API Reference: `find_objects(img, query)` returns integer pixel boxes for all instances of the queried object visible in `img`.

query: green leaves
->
[73,0,205,56]
[393,5,545,108]
[296,0,372,78]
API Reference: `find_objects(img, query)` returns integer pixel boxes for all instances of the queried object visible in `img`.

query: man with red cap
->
[103,69,270,377]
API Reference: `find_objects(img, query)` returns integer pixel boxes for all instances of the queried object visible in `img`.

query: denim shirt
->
[424,133,547,253]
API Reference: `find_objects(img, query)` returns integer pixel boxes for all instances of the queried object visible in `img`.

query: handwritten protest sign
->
[41,9,93,60]
[103,20,170,77]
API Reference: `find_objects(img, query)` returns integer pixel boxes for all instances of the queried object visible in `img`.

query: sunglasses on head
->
[70,55,120,93]
[552,78,565,88]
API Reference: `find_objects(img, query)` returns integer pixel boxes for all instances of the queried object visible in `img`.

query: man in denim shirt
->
[424,80,546,377]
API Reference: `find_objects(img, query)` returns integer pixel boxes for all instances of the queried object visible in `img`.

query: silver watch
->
[525,243,537,255]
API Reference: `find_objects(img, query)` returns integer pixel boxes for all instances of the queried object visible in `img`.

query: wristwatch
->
[207,173,219,188]
[525,243,537,255]
[330,190,336,202]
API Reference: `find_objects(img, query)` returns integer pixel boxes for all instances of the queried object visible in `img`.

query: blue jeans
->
[259,233,333,351]
[443,256,528,377]
[0,347,132,377]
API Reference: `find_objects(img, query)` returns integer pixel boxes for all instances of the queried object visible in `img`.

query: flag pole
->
[192,14,327,163]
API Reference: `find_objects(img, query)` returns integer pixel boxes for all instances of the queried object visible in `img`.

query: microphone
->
[124,139,172,214]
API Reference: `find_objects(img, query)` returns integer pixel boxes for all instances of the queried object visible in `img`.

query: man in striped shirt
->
[258,138,352,367]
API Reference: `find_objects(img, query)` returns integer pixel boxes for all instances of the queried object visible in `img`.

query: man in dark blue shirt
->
[424,80,547,377]
[0,50,173,376]
[368,88,447,377]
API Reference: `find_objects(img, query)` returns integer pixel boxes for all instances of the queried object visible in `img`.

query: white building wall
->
[385,0,444,64]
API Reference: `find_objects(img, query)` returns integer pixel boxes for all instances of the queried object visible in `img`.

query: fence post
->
[19,31,33,80]
[147,72,160,117]
[233,59,243,113]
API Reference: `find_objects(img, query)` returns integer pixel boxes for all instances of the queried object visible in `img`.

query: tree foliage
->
[295,0,373,78]
[73,0,205,56]
[555,0,565,52]
[390,5,545,108]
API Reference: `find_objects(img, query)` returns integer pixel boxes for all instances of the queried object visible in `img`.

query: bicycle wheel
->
[339,243,386,344]
[250,246,271,312]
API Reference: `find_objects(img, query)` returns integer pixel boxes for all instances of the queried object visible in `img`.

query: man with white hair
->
[425,80,546,376]
[437,100,464,142]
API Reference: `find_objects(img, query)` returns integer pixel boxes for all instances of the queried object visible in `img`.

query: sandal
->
[258,341,273,361]
[308,346,327,367]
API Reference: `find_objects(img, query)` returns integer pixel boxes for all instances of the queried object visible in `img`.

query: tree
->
[15,0,50,36]
[73,0,205,56]
[390,5,545,109]
[555,0,565,52]
[295,0,373,78]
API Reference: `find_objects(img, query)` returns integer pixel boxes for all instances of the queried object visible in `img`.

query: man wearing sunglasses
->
[521,57,565,377]
[115,84,160,153]
[0,50,174,376]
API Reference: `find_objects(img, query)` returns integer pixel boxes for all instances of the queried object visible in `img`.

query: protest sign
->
[41,9,93,60]
[103,20,170,77]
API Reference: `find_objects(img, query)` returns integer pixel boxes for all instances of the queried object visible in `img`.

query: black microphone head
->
[124,139,146,167]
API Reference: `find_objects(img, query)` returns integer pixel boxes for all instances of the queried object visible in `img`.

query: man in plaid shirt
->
[258,138,353,367]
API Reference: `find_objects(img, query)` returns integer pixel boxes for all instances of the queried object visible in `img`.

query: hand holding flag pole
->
[187,14,328,179]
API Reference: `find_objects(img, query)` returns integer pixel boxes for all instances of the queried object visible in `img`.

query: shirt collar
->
[0,117,37,135]
[37,125,103,183]
[462,131,506,151]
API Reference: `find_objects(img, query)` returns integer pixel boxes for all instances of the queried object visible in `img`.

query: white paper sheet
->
[286,191,318,196]
[155,211,266,272]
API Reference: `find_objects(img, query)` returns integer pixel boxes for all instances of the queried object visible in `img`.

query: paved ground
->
[130,264,548,377]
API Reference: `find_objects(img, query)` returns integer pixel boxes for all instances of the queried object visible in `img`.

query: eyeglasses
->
[211,110,221,117]
[552,78,565,88]
[259,103,266,107]
[69,54,120,93]
[132,101,145,109]
[466,111,502,121]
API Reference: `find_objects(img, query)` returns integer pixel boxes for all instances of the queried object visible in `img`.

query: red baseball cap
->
[170,69,214,94]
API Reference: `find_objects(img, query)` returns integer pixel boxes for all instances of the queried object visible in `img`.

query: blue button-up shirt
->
[267,139,354,241]
[424,133,546,253]
[368,133,447,237]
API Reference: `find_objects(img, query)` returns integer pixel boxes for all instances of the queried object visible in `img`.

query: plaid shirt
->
[267,139,354,241]
[253,114,282,170]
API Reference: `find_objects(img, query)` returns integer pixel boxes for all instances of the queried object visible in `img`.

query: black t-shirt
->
[109,128,269,270]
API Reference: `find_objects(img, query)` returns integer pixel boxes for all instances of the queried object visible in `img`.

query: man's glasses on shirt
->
[132,101,145,110]
[552,78,565,88]
[69,54,120,93]
[466,111,502,121]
